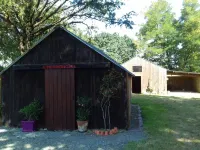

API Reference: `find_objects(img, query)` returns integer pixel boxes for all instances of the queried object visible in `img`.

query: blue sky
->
[82,0,184,39]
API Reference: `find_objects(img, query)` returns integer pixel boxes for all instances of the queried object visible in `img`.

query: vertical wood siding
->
[1,70,45,126]
[167,76,200,92]
[45,69,75,130]
[123,57,167,95]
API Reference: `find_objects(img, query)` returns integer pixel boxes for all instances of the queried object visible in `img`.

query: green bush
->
[146,79,153,93]
[77,107,90,121]
[19,100,43,121]
[76,96,91,121]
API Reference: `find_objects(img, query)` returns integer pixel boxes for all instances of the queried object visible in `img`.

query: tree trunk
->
[108,101,111,129]
[19,37,26,55]
[19,35,31,55]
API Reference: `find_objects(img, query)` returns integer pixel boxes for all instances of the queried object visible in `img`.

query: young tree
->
[0,0,135,59]
[98,69,123,129]
[137,0,178,69]
[93,32,137,63]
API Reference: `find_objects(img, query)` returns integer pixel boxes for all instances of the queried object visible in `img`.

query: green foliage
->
[99,69,123,98]
[19,99,43,121]
[0,0,135,61]
[93,32,137,63]
[76,107,90,121]
[137,0,178,69]
[98,68,123,129]
[137,0,200,72]
[0,66,4,72]
[69,28,137,64]
[177,0,200,72]
[146,80,153,93]
[76,96,91,121]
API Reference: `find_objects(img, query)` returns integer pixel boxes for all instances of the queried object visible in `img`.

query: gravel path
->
[0,105,145,150]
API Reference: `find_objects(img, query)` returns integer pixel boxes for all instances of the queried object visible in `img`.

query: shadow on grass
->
[125,94,200,150]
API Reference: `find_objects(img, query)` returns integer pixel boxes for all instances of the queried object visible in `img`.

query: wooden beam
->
[13,62,110,70]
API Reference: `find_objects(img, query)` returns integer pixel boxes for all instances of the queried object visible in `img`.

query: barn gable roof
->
[122,56,167,70]
[0,26,134,76]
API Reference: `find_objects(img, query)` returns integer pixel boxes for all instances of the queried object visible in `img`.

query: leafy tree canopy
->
[137,0,177,69]
[177,0,200,72]
[0,0,135,61]
[137,0,200,72]
[92,32,137,63]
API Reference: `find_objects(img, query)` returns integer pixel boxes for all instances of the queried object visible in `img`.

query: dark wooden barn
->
[0,27,133,130]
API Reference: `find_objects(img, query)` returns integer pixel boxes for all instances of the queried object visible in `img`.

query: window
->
[132,66,142,72]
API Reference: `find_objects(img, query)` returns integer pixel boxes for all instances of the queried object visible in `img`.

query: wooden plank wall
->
[126,73,132,129]
[75,68,128,129]
[123,57,167,95]
[194,77,200,92]
[1,70,45,126]
[45,69,75,130]
[75,69,106,129]
[167,76,200,92]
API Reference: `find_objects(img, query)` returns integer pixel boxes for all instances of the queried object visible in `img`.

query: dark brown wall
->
[17,29,107,65]
[1,28,130,129]
[1,70,45,127]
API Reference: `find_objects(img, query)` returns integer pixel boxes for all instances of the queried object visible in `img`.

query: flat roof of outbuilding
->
[167,70,200,76]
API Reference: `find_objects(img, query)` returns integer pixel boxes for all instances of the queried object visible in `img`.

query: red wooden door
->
[45,68,75,130]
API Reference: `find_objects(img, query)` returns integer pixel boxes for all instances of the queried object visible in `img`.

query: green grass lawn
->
[125,94,200,150]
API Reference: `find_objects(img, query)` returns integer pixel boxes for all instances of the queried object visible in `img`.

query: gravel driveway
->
[0,105,145,150]
[0,127,144,150]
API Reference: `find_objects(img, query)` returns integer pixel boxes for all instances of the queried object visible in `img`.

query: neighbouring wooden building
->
[122,57,167,95]
[0,27,134,130]
[123,57,200,94]
[167,70,200,92]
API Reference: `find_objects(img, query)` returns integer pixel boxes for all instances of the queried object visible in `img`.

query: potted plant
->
[76,96,91,132]
[19,99,43,132]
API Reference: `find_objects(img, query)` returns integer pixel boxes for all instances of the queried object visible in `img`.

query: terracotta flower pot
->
[111,129,115,134]
[77,120,88,132]
[114,127,118,133]
[109,130,113,135]
[96,130,100,135]
[105,131,109,136]
[101,131,105,136]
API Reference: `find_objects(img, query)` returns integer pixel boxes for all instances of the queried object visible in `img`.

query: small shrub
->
[146,79,153,93]
[146,87,153,93]
[76,96,91,121]
[19,99,43,121]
